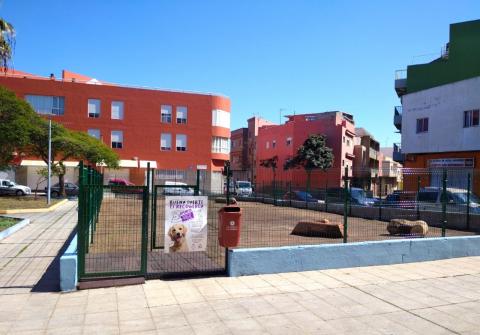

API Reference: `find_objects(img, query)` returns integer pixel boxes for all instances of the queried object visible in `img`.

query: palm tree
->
[0,18,15,72]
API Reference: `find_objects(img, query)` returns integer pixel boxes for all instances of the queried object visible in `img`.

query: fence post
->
[379,177,383,221]
[343,166,349,243]
[442,169,447,237]
[195,169,200,196]
[141,184,149,275]
[324,179,328,213]
[77,161,85,279]
[225,162,231,206]
[466,173,471,231]
[416,176,421,220]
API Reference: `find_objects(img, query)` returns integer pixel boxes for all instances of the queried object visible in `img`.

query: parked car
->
[283,190,321,203]
[0,179,31,196]
[108,178,135,186]
[380,192,416,209]
[108,178,143,195]
[326,187,373,206]
[163,181,195,195]
[46,182,79,198]
[235,181,253,197]
[417,187,480,213]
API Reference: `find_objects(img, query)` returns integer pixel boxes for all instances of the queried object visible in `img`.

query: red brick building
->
[0,70,231,192]
[255,112,356,189]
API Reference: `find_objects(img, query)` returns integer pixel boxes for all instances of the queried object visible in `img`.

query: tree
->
[28,121,119,196]
[0,87,41,169]
[0,18,15,72]
[260,156,278,198]
[284,135,334,193]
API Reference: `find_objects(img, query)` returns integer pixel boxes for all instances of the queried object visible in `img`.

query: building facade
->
[255,111,356,189]
[352,127,380,194]
[230,116,276,182]
[394,19,480,193]
[0,70,231,192]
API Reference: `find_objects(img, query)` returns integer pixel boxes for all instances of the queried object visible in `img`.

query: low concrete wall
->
[228,236,480,276]
[0,217,30,241]
[60,234,77,291]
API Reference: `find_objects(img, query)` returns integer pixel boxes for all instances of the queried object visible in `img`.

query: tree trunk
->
[58,162,66,197]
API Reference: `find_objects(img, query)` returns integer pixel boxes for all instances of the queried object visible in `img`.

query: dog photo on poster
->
[164,196,208,253]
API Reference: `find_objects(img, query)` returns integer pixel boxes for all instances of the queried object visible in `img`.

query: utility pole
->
[47,119,52,205]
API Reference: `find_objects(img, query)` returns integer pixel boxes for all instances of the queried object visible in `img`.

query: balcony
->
[393,143,405,163]
[395,69,407,97]
[369,147,378,160]
[394,106,402,132]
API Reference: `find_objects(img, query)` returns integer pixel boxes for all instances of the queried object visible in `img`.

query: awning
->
[139,160,157,168]
[119,160,138,168]
[20,160,79,167]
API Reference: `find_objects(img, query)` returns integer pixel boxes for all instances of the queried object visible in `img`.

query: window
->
[266,141,270,149]
[88,99,100,118]
[212,109,230,128]
[464,110,479,128]
[111,101,124,120]
[212,137,230,154]
[160,133,172,151]
[272,140,276,148]
[176,134,187,151]
[25,95,65,115]
[343,136,345,143]
[87,129,100,139]
[286,137,292,146]
[342,160,345,166]
[416,117,429,133]
[347,139,350,147]
[111,131,123,149]
[176,106,187,124]
[161,105,172,123]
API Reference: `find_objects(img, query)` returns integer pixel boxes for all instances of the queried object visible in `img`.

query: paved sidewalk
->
[0,255,479,334]
[0,200,77,295]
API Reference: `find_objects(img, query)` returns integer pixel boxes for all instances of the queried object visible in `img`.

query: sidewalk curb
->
[0,199,69,214]
[0,217,31,241]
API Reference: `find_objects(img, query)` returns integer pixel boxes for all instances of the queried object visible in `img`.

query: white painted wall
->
[402,76,480,154]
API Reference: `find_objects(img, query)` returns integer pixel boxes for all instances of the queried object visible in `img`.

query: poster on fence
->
[164,196,208,253]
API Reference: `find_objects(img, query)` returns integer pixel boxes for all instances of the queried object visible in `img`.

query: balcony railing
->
[394,106,402,131]
[395,69,407,80]
[369,148,377,160]
[393,143,404,163]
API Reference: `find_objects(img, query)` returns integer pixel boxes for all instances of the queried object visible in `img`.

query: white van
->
[235,181,253,197]
[163,181,195,195]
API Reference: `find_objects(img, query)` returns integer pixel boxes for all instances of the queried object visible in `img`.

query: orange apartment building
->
[0,70,231,192]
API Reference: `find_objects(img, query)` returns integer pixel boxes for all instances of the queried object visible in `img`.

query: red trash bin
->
[218,205,242,247]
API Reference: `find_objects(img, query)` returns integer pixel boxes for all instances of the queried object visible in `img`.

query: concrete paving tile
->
[156,325,195,335]
[119,317,156,334]
[190,321,231,335]
[224,317,266,334]
[82,324,120,335]
[47,313,85,329]
[180,302,220,325]
[46,326,83,335]
[84,311,118,326]
[118,307,152,322]
[413,307,477,333]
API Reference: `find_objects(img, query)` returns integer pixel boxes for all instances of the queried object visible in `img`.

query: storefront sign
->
[428,158,474,168]
[164,196,208,253]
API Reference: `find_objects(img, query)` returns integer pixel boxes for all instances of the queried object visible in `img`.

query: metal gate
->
[77,162,148,280]
[147,172,227,278]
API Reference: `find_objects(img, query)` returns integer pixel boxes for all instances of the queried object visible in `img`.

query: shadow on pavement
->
[31,228,77,292]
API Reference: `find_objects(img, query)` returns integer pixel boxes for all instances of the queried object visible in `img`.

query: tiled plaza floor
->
[1,202,480,334]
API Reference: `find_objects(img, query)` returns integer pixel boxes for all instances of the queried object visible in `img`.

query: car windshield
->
[451,192,480,204]
[351,189,366,200]
[237,182,251,188]
[296,191,314,200]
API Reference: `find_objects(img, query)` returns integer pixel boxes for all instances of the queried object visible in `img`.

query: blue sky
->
[2,0,479,148]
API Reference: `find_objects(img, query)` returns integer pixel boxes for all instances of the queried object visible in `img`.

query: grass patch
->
[0,216,19,232]
[0,196,62,210]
